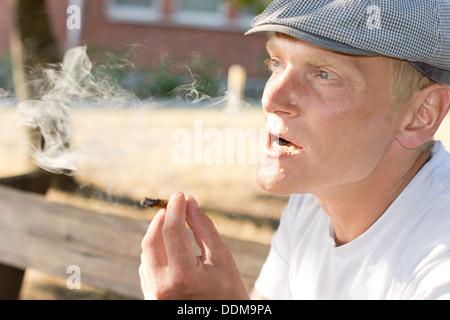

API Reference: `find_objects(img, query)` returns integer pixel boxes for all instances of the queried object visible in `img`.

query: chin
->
[256,167,296,195]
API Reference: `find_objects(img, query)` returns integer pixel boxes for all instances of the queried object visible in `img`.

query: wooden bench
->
[0,184,270,299]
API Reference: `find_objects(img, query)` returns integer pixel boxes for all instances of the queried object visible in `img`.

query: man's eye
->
[264,58,282,71]
[319,70,335,80]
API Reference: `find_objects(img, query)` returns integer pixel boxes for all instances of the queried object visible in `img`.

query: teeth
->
[272,140,278,149]
[272,140,299,153]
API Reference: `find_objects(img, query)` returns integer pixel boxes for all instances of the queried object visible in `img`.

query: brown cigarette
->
[140,197,169,209]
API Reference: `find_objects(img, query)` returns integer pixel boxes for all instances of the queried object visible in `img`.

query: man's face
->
[257,34,401,195]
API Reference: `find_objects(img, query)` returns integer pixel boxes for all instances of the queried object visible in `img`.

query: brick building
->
[0,0,269,98]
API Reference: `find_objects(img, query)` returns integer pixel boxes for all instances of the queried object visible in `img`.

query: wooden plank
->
[0,185,148,298]
[0,185,269,299]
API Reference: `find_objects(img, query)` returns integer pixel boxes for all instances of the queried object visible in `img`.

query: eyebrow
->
[307,56,344,68]
[265,37,278,55]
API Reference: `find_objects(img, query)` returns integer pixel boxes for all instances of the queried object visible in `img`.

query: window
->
[175,0,226,27]
[178,0,218,13]
[114,0,154,7]
[106,0,160,23]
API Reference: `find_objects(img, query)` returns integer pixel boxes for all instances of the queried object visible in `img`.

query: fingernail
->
[189,196,199,208]
[170,192,183,200]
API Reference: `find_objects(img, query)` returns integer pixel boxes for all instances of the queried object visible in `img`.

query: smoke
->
[17,46,137,175]
[16,45,246,176]
[173,67,221,106]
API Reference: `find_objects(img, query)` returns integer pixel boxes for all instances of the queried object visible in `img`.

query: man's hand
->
[139,192,250,300]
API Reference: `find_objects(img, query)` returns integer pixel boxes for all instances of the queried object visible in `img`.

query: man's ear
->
[397,84,450,149]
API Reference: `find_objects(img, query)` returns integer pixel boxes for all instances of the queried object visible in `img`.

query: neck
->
[315,142,431,246]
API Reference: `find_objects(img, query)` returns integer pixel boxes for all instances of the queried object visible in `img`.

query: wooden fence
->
[0,178,270,299]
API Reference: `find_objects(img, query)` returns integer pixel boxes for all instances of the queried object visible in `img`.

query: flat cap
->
[246,0,450,84]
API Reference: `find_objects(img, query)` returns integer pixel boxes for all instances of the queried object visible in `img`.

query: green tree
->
[226,0,271,14]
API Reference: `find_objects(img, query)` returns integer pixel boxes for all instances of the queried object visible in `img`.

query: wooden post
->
[226,64,247,114]
[9,0,61,158]
[10,0,61,100]
[0,265,25,300]
[0,170,54,299]
[8,0,78,182]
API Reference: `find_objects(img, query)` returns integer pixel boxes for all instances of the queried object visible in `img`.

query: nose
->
[262,71,301,118]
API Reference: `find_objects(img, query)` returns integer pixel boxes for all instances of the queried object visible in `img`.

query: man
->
[139,0,450,299]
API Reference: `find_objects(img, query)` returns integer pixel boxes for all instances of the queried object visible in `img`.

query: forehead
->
[266,33,393,77]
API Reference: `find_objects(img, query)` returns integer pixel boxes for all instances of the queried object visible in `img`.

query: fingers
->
[140,193,194,299]
[141,208,167,268]
[141,192,221,267]
[141,192,196,270]
[185,195,224,261]
[140,192,249,300]
[162,192,196,266]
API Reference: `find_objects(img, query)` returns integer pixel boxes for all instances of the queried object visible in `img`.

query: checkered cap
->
[246,0,450,84]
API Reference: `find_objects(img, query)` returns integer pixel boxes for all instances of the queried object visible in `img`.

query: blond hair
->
[389,59,436,120]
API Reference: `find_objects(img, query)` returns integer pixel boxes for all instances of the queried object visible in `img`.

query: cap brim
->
[245,24,376,56]
[410,62,450,85]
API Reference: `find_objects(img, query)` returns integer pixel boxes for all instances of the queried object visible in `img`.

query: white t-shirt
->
[255,141,450,300]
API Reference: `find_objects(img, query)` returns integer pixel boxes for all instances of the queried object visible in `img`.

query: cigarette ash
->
[17,46,137,175]
[140,197,169,209]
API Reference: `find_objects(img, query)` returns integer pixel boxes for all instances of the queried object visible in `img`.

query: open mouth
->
[267,132,303,155]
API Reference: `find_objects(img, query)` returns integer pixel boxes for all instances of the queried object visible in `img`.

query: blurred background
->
[0,0,288,299]
[0,0,272,100]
